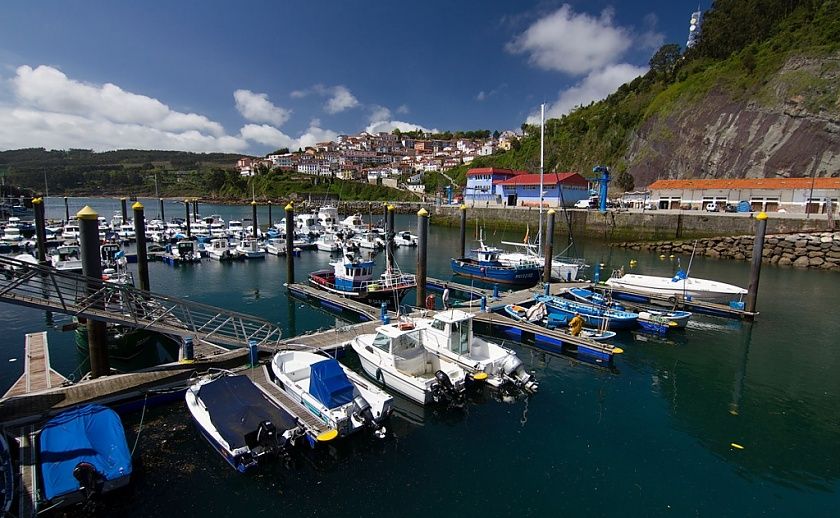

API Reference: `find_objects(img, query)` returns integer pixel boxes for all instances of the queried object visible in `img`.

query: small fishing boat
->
[351,321,467,405]
[236,238,266,259]
[414,309,538,392]
[49,244,83,272]
[38,404,132,510]
[637,311,679,334]
[394,231,418,247]
[566,287,692,328]
[314,233,340,252]
[504,303,617,341]
[534,294,638,330]
[185,372,303,473]
[264,237,287,256]
[451,245,541,287]
[162,240,201,265]
[309,249,416,303]
[271,351,392,438]
[1,434,14,516]
[207,238,239,261]
[604,270,747,303]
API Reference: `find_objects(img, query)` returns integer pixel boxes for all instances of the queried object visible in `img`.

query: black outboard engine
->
[430,370,461,404]
[256,420,279,453]
[73,461,104,511]
[353,395,386,438]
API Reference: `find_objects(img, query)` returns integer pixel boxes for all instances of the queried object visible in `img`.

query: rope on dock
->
[131,393,148,457]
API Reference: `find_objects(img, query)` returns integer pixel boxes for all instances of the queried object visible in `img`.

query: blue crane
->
[592,165,611,213]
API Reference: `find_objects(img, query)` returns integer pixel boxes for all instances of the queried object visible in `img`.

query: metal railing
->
[0,255,283,349]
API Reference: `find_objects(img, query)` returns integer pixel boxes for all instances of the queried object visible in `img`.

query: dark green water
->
[2,198,838,517]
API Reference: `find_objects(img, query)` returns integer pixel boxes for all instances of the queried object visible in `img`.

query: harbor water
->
[1,197,839,516]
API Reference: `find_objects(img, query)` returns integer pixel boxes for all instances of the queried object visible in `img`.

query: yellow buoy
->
[669,254,675,259]
[316,429,339,442]
[473,371,489,381]
[659,254,666,259]
[730,442,744,450]
[612,347,624,355]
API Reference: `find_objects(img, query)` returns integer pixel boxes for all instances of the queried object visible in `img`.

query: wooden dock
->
[3,332,68,399]
[274,320,382,351]
[286,282,381,320]
[243,365,327,437]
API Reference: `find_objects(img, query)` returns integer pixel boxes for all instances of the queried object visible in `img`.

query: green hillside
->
[447,0,840,190]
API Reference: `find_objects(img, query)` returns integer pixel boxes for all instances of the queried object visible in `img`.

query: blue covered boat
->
[451,245,541,287]
[534,294,638,330]
[566,287,692,328]
[38,404,132,508]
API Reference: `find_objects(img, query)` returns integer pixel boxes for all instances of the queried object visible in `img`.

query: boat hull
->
[536,295,638,330]
[604,275,747,303]
[450,258,540,286]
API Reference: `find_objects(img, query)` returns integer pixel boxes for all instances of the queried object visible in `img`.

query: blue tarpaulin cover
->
[309,359,355,409]
[39,404,132,501]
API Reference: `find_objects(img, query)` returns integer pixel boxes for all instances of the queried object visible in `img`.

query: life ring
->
[398,322,415,331]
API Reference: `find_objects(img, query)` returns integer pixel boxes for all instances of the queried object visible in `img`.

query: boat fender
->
[375,368,384,385]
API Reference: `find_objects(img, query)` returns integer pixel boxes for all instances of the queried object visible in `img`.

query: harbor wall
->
[429,205,831,241]
[611,231,840,271]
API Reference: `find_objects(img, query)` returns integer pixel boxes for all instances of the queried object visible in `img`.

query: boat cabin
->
[472,246,502,265]
[369,324,446,377]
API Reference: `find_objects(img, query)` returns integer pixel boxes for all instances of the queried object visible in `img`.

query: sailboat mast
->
[538,103,545,253]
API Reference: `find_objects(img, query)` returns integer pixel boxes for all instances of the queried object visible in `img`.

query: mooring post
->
[32,197,48,265]
[77,206,109,378]
[459,204,467,259]
[386,204,395,271]
[745,212,768,314]
[285,202,295,284]
[543,209,556,283]
[133,202,150,291]
[159,198,166,221]
[120,197,128,224]
[184,200,191,238]
[416,208,429,307]
[251,200,258,239]
[63,196,70,223]
[192,199,199,220]
[267,200,273,227]
[181,336,195,363]
[480,296,487,312]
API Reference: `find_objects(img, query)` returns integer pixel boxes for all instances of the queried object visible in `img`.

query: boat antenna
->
[684,240,698,300]
[538,103,545,253]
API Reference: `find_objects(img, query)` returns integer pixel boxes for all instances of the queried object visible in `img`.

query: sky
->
[0,0,704,156]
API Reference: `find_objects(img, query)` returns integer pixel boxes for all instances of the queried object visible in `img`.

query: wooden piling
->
[745,212,767,314]
[252,200,258,239]
[133,202,150,291]
[77,206,109,378]
[184,200,191,237]
[32,197,48,265]
[459,204,467,259]
[285,202,294,284]
[416,208,429,307]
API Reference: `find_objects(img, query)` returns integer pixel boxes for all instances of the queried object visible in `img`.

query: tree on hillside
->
[268,148,289,156]
[615,169,635,192]
[649,43,682,79]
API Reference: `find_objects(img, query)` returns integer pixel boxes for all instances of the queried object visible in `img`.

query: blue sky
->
[0,0,703,155]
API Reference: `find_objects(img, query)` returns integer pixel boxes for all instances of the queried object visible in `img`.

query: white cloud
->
[0,65,247,152]
[234,89,291,127]
[289,89,308,99]
[324,85,359,114]
[365,120,436,134]
[368,105,392,123]
[527,63,647,123]
[396,104,410,114]
[506,5,632,75]
[239,123,339,151]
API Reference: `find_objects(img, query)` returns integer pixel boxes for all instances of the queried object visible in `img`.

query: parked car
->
[725,204,738,213]
[574,199,592,209]
[643,202,657,210]
[705,202,719,212]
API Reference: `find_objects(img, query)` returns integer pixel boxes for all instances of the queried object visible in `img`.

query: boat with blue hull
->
[503,303,616,342]
[636,311,679,335]
[565,287,692,328]
[534,294,638,330]
[309,249,416,304]
[185,372,304,473]
[38,404,133,511]
[451,245,541,287]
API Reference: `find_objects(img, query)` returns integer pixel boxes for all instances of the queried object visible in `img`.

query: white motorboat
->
[207,238,239,260]
[339,213,366,234]
[185,371,302,473]
[317,205,340,233]
[394,231,418,247]
[116,223,136,241]
[271,351,392,438]
[227,220,244,238]
[604,271,747,303]
[296,211,323,236]
[413,310,538,392]
[498,240,584,281]
[61,223,81,241]
[351,321,466,405]
[237,238,266,259]
[314,233,340,252]
[354,231,385,250]
[49,244,83,272]
[264,238,287,256]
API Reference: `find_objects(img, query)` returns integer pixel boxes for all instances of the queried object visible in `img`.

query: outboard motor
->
[256,420,280,453]
[500,355,539,393]
[73,461,104,510]
[431,370,462,404]
[353,395,386,438]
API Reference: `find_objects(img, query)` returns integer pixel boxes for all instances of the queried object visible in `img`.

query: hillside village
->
[234,130,521,194]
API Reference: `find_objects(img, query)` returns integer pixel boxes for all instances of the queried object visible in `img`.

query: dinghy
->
[351,322,467,405]
[38,404,132,510]
[604,270,747,303]
[637,311,679,335]
[504,303,616,341]
[566,287,691,328]
[271,351,392,438]
[185,372,303,472]
[413,310,538,392]
[534,294,638,330]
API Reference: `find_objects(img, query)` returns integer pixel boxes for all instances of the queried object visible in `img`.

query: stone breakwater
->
[612,232,840,271]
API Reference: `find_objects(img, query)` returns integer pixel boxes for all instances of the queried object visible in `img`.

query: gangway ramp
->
[0,255,284,349]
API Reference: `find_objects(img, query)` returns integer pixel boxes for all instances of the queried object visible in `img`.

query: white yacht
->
[295,211,323,236]
[49,244,83,272]
[605,270,747,303]
[207,238,239,261]
[227,220,244,238]
[62,222,81,241]
[264,238,287,256]
[317,205,340,233]
[351,321,467,405]
[237,238,265,259]
[394,231,418,247]
[271,351,392,438]
[314,233,340,252]
[498,240,584,282]
[414,310,538,392]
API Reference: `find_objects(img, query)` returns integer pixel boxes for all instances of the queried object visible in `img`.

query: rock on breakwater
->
[612,232,840,272]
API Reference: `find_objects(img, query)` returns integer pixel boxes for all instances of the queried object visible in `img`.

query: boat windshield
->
[372,332,390,351]
[449,320,470,355]
[392,330,423,356]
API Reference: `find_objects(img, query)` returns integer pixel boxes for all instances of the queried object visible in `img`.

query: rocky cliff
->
[625,53,840,187]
